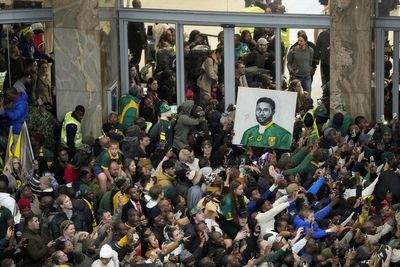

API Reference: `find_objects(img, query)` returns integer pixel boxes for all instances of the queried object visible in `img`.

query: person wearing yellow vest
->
[61,105,85,158]
[240,3,271,34]
[303,107,320,145]
[118,86,141,129]
[281,28,290,74]
[302,98,328,145]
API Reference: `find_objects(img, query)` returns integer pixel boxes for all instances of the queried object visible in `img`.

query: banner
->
[233,87,297,150]
[6,122,34,175]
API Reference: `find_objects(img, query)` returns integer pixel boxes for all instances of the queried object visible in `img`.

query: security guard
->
[61,105,85,157]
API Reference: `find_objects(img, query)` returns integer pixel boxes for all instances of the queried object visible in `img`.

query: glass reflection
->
[183,26,224,105]
[0,22,58,151]
[0,0,52,9]
[378,0,400,17]
[121,0,331,15]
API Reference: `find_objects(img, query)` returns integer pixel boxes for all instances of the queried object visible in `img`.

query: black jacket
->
[127,21,147,52]
[50,209,89,239]
[121,199,147,223]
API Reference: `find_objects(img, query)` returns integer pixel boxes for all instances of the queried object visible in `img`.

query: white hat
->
[99,244,113,258]
[31,23,44,32]
[257,38,268,45]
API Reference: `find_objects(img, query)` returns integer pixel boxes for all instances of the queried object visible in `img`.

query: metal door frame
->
[375,18,400,121]
[118,8,330,106]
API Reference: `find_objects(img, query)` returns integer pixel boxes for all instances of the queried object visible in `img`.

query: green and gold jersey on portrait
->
[240,122,292,150]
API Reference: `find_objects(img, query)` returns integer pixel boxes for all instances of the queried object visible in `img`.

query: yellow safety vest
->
[239,6,264,34]
[61,111,83,149]
[145,121,153,133]
[303,108,320,144]
[281,29,290,49]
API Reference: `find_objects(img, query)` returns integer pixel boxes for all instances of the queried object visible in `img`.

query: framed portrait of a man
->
[232,87,297,150]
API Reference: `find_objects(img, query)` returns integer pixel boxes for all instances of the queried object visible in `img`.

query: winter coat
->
[172,100,199,151]
[22,228,49,267]
[6,92,28,134]
[50,209,89,239]
[197,56,219,99]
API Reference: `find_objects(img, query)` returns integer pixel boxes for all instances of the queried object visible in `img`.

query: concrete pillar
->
[53,0,119,138]
[330,0,374,120]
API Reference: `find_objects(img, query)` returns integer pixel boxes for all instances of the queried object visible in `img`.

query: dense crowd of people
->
[2,0,400,267]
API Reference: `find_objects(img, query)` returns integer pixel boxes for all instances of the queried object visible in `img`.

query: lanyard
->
[82,197,97,228]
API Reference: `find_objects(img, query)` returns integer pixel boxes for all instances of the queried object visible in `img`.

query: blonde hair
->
[3,156,21,173]
[48,250,64,266]
[40,176,51,188]
[178,149,191,162]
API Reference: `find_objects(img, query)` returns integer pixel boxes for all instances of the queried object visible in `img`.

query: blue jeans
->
[293,75,312,94]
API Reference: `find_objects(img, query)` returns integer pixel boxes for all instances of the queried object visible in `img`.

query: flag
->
[5,122,34,175]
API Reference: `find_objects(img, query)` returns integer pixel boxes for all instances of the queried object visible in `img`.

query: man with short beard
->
[208,231,226,251]
[152,214,166,245]
[38,194,57,243]
[22,214,55,267]
[121,185,146,222]
[240,97,291,149]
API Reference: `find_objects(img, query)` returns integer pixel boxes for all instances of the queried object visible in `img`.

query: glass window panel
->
[378,1,400,17]
[0,21,56,143]
[232,25,329,104]
[382,30,397,120]
[0,0,52,9]
[99,0,115,8]
[125,20,177,107]
[286,28,325,101]
[233,25,279,92]
[100,20,119,91]
[122,0,330,15]
[1,22,54,98]
[183,25,225,105]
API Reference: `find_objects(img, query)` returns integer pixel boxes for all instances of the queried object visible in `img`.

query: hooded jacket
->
[172,100,199,151]
[6,92,28,135]
[0,192,17,216]
[156,170,175,188]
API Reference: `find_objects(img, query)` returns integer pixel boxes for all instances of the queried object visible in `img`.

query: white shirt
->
[0,193,17,216]
[186,158,200,171]
[256,195,290,239]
